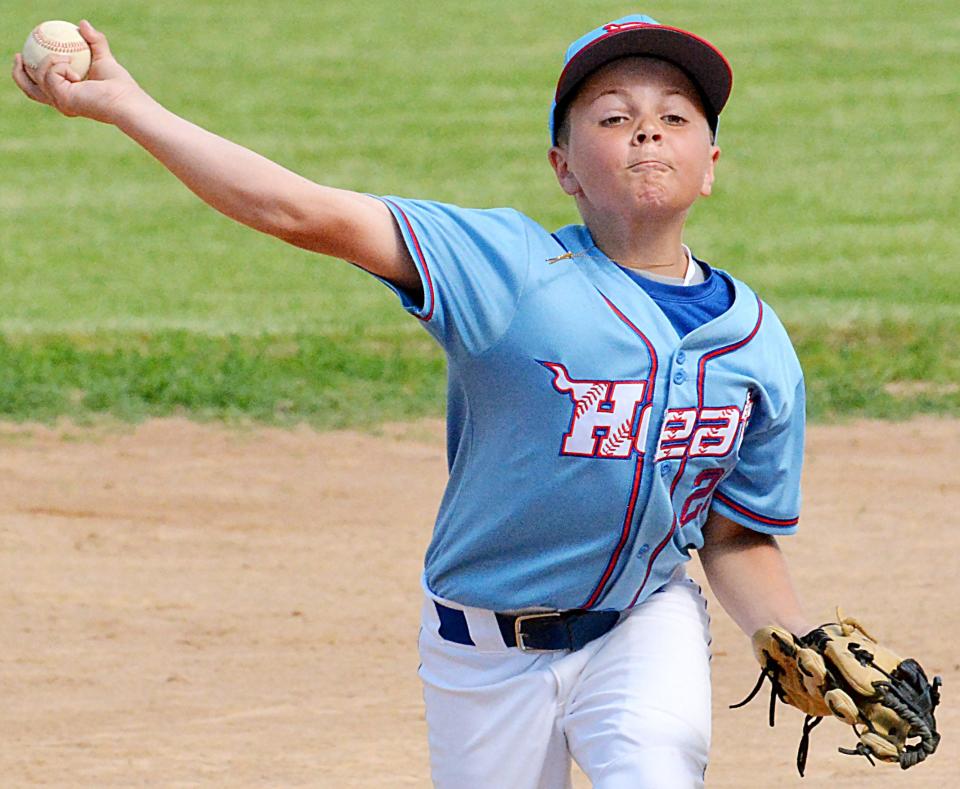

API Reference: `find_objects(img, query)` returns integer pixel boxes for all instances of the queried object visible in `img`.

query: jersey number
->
[679,468,725,525]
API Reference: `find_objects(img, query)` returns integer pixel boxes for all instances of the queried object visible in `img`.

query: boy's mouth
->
[627,160,671,171]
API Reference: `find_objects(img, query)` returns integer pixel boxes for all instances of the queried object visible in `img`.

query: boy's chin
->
[626,190,696,219]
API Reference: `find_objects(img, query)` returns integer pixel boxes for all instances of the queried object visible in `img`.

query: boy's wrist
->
[785,619,816,638]
[111,89,162,132]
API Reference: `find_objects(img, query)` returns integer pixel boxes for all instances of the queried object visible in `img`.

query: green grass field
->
[2,1,958,426]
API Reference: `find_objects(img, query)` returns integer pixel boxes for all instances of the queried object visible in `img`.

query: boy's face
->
[549,57,720,224]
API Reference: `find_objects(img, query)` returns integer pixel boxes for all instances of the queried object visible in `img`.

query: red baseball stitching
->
[574,384,605,421]
[32,27,88,55]
[599,419,632,457]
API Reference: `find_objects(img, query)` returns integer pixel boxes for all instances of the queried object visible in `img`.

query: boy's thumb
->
[78,20,112,60]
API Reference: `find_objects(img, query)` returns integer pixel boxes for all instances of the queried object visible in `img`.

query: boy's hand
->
[11,20,147,124]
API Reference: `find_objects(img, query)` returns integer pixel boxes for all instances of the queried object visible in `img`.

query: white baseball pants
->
[419,572,713,788]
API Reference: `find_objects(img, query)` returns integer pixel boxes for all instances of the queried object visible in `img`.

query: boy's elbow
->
[268,199,351,255]
[700,511,778,557]
[269,187,384,259]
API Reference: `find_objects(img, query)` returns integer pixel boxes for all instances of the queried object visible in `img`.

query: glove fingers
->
[796,647,828,691]
[858,731,901,763]
[824,688,859,725]
[754,627,832,718]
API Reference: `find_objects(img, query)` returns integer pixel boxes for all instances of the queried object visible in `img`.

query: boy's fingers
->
[39,59,75,107]
[33,55,60,91]
[11,54,51,104]
[45,60,73,83]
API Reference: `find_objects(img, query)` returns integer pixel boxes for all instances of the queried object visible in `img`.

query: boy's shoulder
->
[378,195,554,243]
[714,268,803,382]
[709,265,787,329]
[697,261,801,375]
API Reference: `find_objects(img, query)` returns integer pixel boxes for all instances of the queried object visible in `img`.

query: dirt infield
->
[1,417,956,787]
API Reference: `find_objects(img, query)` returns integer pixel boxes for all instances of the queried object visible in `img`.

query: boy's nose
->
[636,129,662,143]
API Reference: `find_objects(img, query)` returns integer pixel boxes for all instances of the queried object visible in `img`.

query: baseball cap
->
[550,14,733,145]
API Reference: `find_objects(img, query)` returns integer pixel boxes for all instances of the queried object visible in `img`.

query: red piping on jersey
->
[696,296,764,405]
[668,295,765,497]
[631,295,766,606]
[712,490,799,527]
[381,198,435,323]
[628,516,677,608]
[579,292,658,610]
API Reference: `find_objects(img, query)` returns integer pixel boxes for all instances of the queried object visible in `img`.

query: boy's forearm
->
[113,95,337,243]
[698,512,813,638]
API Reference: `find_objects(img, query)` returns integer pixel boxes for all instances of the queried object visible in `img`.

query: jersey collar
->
[550,223,763,351]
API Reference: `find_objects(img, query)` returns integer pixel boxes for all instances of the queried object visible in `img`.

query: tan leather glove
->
[732,611,941,776]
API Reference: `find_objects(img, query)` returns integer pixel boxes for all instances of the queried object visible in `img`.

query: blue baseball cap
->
[550,15,733,145]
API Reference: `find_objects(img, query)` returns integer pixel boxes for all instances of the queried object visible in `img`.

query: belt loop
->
[434,602,475,646]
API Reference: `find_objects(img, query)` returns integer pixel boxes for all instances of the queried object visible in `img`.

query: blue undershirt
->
[617,260,736,337]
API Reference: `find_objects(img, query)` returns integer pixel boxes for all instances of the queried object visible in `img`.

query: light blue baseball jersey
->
[376,196,805,612]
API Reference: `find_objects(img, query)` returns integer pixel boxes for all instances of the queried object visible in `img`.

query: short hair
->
[555,101,573,147]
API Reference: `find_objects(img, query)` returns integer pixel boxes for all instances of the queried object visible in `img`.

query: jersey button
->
[676,351,686,364]
[659,463,671,477]
[673,370,686,385]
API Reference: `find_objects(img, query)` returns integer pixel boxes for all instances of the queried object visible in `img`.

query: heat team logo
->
[541,362,652,458]
[543,361,756,463]
[655,399,752,461]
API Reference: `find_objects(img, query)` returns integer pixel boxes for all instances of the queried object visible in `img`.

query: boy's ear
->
[700,145,721,197]
[548,145,581,196]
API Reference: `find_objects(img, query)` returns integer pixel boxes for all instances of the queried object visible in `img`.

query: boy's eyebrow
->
[589,86,697,104]
[587,87,629,104]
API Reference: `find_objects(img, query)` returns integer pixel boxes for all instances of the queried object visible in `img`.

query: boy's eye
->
[662,114,687,125]
[600,115,628,126]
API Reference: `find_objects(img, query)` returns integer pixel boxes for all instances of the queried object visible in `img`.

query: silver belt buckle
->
[513,611,563,652]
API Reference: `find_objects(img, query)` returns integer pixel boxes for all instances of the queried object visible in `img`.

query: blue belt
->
[434,602,621,652]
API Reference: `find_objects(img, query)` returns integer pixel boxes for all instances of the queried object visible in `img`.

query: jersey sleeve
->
[373,196,532,354]
[711,373,805,536]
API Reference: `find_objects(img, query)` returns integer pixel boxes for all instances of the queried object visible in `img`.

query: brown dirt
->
[1,417,957,787]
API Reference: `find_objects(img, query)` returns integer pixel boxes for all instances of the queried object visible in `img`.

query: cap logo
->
[602,21,653,34]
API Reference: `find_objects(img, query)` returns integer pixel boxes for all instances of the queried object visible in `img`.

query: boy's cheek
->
[699,167,717,197]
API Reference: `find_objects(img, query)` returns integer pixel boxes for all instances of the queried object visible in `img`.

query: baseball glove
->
[731,610,941,776]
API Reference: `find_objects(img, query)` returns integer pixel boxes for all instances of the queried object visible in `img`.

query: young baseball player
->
[15,14,816,788]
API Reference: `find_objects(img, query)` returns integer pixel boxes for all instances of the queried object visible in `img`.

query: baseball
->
[22,21,92,83]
